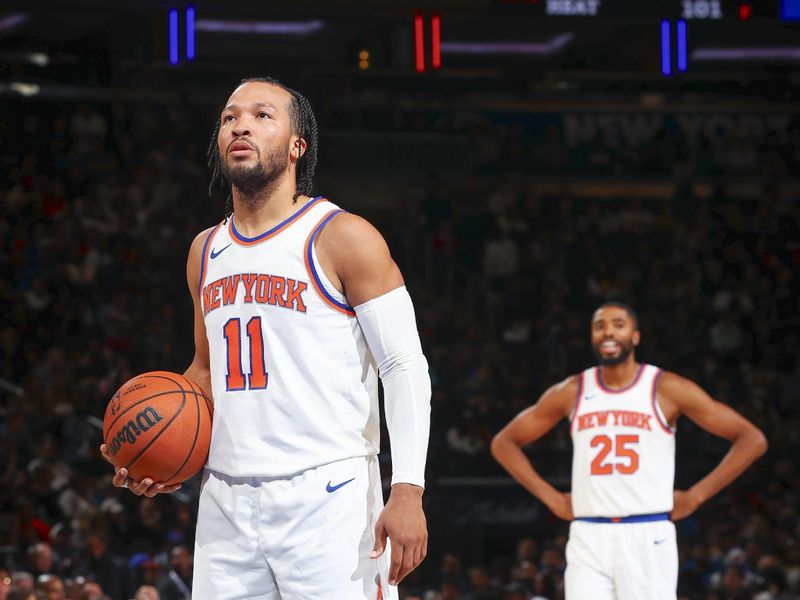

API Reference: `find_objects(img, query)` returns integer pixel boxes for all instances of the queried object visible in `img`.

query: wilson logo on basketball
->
[110,392,121,416]
[108,407,164,457]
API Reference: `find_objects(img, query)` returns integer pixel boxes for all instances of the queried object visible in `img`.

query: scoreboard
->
[493,0,791,21]
[547,0,725,19]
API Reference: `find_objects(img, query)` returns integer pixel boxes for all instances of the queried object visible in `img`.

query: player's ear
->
[632,330,641,347]
[292,137,307,160]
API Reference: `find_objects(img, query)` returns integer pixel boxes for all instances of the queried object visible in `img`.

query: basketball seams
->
[193,378,215,432]
[184,378,212,483]
[103,372,202,439]
[123,384,189,474]
[104,372,211,484]
[164,380,205,484]
[103,388,206,442]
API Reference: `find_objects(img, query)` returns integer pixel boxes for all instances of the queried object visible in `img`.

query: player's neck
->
[598,360,641,390]
[231,177,308,236]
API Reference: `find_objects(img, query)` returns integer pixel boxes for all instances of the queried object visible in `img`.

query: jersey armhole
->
[651,368,674,434]
[198,223,223,298]
[303,209,356,317]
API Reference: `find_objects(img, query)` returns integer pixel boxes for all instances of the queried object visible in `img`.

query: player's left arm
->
[658,371,767,520]
[316,212,431,586]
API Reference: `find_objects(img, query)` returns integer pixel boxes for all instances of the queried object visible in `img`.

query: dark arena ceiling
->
[1,0,799,103]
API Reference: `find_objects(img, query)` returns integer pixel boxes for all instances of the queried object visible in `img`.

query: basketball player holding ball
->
[100,77,431,599]
[491,302,767,599]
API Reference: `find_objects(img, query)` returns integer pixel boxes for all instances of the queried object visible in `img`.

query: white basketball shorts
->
[192,455,397,600]
[565,517,678,600]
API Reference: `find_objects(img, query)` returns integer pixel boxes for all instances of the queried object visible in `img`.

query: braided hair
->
[207,77,319,221]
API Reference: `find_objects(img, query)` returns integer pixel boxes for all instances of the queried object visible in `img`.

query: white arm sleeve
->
[354,286,431,488]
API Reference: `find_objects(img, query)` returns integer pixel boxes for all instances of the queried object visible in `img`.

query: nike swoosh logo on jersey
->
[326,478,355,493]
[584,394,597,401]
[210,243,232,259]
[654,538,667,545]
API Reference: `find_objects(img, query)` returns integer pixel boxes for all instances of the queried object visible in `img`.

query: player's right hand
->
[670,489,702,521]
[547,492,575,521]
[99,444,182,498]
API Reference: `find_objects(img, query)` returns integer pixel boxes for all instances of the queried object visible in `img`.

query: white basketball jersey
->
[198,197,379,478]
[570,364,675,518]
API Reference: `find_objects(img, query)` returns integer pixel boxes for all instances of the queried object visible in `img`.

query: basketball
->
[103,371,213,486]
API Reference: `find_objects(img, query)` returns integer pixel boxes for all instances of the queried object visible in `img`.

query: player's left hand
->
[670,489,702,521]
[99,443,183,498]
[370,483,427,586]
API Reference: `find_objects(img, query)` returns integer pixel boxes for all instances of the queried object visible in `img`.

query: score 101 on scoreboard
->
[494,0,794,20]
[545,1,724,18]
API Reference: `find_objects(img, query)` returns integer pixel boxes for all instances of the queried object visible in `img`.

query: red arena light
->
[414,11,425,72]
[431,14,441,69]
[738,3,753,20]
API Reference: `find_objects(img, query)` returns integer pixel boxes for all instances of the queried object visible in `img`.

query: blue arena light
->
[169,9,179,65]
[186,6,195,61]
[660,20,671,76]
[677,20,687,72]
[780,0,800,21]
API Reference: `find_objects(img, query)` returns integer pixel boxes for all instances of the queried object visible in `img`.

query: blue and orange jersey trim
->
[198,222,223,297]
[228,196,326,247]
[595,363,645,394]
[303,209,356,317]
[650,368,673,434]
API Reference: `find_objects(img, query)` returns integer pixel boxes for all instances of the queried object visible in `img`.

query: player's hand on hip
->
[370,483,428,586]
[670,489,702,521]
[547,492,575,521]
[99,443,182,498]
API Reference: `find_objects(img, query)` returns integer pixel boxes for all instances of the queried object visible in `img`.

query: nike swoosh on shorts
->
[326,478,355,493]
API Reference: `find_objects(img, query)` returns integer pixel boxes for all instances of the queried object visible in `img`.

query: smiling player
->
[491,301,766,599]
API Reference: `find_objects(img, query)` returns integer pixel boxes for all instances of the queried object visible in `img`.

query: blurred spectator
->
[35,574,65,600]
[26,543,53,579]
[79,580,105,600]
[133,586,159,600]
[132,557,162,593]
[9,574,33,594]
[156,545,191,600]
[463,566,495,600]
[74,533,129,600]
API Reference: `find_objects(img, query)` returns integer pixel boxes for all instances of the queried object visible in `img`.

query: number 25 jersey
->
[198,197,379,478]
[569,364,675,518]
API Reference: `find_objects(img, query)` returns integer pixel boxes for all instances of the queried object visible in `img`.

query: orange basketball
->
[103,371,213,485]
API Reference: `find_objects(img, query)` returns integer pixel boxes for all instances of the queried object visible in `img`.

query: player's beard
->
[592,339,635,366]
[223,142,290,203]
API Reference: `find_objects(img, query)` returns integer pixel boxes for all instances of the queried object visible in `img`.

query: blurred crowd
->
[0,96,798,600]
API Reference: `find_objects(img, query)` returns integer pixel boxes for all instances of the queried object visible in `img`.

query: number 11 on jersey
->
[223,317,269,391]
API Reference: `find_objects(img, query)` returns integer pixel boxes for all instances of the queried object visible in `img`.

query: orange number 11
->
[223,317,269,391]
